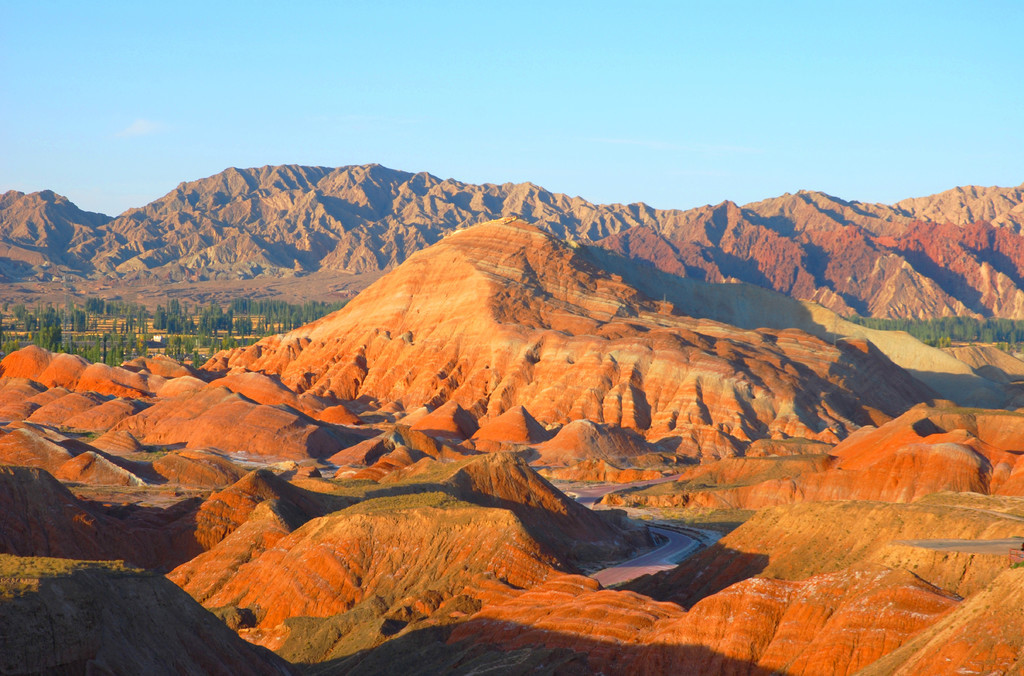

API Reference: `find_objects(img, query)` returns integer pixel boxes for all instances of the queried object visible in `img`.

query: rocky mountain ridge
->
[4,165,1024,318]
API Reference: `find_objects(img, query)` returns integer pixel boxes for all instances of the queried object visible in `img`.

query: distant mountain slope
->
[3,166,1024,318]
[0,190,111,279]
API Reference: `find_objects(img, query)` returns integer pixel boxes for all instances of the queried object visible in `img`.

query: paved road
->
[895,537,1024,555]
[559,474,710,586]
[590,526,703,586]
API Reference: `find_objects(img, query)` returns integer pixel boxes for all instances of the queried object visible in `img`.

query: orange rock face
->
[313,403,363,425]
[542,459,665,483]
[0,346,163,398]
[0,427,75,473]
[191,469,323,550]
[409,400,479,440]
[209,221,933,459]
[203,371,316,414]
[430,454,650,563]
[349,446,425,481]
[634,499,1024,608]
[52,450,146,486]
[25,391,106,426]
[605,405,1024,510]
[862,567,1024,674]
[447,565,956,675]
[169,454,649,656]
[534,419,657,466]
[111,386,359,460]
[90,429,145,454]
[61,397,146,431]
[151,449,248,488]
[471,404,550,448]
[0,426,149,487]
[182,501,561,646]
[0,378,47,419]
[122,354,200,379]
[328,425,471,472]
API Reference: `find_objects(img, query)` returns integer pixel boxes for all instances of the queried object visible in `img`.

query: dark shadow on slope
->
[307,618,789,676]
[895,247,987,315]
[624,545,771,610]
[359,477,648,570]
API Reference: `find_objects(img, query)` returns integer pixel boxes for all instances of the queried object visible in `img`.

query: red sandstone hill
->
[4,167,1024,318]
[170,453,646,658]
[632,497,1024,608]
[603,404,1024,510]
[0,344,369,462]
[437,565,958,675]
[110,385,361,460]
[207,219,934,458]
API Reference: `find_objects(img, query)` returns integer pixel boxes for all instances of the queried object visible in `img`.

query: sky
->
[1,0,1022,216]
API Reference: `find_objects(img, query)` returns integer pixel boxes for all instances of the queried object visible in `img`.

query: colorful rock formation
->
[209,220,935,459]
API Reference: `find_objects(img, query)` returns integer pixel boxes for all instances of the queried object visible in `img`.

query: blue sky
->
[2,1,1021,216]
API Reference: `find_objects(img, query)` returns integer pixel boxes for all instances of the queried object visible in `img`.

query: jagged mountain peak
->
[3,164,1024,318]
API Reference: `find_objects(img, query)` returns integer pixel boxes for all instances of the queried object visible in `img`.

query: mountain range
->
[3,165,1024,318]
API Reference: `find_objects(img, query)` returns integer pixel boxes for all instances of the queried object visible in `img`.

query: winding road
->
[590,525,703,586]
[556,474,715,586]
[894,537,1024,555]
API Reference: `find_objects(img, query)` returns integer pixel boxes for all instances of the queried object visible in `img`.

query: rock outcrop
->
[110,385,359,460]
[175,495,563,650]
[542,459,665,483]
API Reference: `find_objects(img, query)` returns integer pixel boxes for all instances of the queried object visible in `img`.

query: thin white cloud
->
[586,137,762,154]
[115,119,165,138]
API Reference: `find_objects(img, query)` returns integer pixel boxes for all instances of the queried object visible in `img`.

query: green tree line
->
[1,296,347,365]
[847,315,1024,349]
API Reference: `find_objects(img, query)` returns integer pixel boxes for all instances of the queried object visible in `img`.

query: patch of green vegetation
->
[62,428,101,441]
[0,554,135,579]
[280,597,395,665]
[382,455,477,487]
[309,478,385,500]
[0,554,144,598]
[658,507,757,535]
[2,296,347,364]
[342,491,470,515]
[913,492,1024,519]
[846,314,1024,349]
